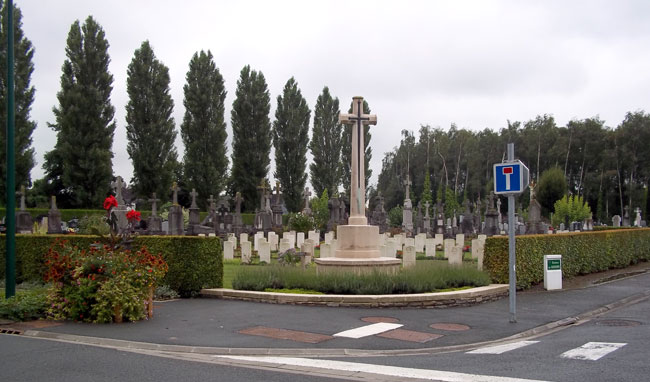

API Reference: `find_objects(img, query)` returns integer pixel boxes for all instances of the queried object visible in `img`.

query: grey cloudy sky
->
[18,0,650,190]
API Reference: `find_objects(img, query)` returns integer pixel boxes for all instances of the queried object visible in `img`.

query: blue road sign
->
[494,160,529,195]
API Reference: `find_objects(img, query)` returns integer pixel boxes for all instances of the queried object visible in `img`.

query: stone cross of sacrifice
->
[339,96,377,225]
[303,187,311,210]
[149,193,160,217]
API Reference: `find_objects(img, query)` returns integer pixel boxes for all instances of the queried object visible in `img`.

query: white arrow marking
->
[332,322,402,338]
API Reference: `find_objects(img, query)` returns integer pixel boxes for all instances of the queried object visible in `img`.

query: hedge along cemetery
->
[3,2,650,320]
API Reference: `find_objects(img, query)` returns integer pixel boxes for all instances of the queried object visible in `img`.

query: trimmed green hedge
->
[0,234,223,297]
[484,229,650,288]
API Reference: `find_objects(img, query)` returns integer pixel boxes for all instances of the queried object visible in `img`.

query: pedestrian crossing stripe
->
[467,341,540,354]
[333,322,403,339]
[560,342,626,361]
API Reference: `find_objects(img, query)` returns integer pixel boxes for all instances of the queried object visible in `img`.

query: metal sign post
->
[493,143,529,323]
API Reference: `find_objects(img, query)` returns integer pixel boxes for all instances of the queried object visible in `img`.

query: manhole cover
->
[595,319,642,327]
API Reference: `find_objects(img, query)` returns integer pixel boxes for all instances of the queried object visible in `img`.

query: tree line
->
[375,113,650,224]
[0,11,370,212]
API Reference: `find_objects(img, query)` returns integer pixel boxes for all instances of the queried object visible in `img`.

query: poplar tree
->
[45,16,115,208]
[309,86,342,197]
[341,99,372,197]
[125,40,177,201]
[0,2,36,202]
[230,65,271,211]
[181,50,228,207]
[273,77,310,212]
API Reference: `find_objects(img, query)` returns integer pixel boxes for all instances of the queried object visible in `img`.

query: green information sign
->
[547,259,561,270]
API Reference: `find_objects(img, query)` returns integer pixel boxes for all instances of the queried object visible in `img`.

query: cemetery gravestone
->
[47,196,62,234]
[16,186,33,233]
[403,245,416,268]
[425,238,436,258]
[259,240,271,264]
[224,240,234,260]
[241,241,252,264]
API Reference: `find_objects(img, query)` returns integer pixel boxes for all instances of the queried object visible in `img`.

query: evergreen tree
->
[181,50,227,207]
[272,77,310,212]
[341,99,372,197]
[45,16,115,208]
[230,65,271,211]
[309,86,342,197]
[125,40,177,201]
[0,2,36,202]
[421,171,433,214]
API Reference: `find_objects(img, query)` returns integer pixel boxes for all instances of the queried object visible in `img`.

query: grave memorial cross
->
[339,96,377,223]
[234,192,244,214]
[171,182,180,205]
[190,188,199,208]
[208,195,217,211]
[257,180,269,210]
[303,187,312,210]
[148,193,161,216]
[18,185,26,210]
[111,176,125,205]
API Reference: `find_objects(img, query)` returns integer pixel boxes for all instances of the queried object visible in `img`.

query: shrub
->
[483,229,650,288]
[388,206,403,227]
[0,234,223,297]
[552,194,591,226]
[232,262,490,294]
[0,285,49,321]
[288,213,315,234]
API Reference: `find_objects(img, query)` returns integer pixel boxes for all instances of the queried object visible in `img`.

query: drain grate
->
[595,319,642,327]
[0,328,24,335]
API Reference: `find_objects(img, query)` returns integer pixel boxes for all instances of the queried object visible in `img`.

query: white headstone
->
[404,238,415,250]
[448,243,463,265]
[259,241,271,264]
[268,232,278,251]
[425,238,436,258]
[455,233,465,247]
[224,240,234,260]
[434,234,444,249]
[384,239,396,258]
[324,231,334,244]
[279,239,292,254]
[477,234,487,245]
[471,239,483,260]
[241,241,252,264]
[444,239,456,259]
[308,230,319,244]
[320,243,331,258]
[403,245,416,268]
[254,232,264,251]
[414,233,426,252]
[239,233,249,245]
[377,233,386,247]
[297,232,305,249]
[394,234,404,247]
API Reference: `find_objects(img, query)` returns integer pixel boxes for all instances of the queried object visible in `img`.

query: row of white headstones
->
[221,231,487,269]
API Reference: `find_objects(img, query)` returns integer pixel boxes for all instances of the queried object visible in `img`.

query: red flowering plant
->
[43,196,168,323]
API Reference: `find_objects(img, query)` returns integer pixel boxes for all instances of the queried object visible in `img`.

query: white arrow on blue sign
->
[493,160,529,195]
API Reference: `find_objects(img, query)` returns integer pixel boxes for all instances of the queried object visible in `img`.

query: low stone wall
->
[201,284,508,308]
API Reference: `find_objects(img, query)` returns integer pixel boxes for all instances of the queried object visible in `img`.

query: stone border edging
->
[200,284,509,308]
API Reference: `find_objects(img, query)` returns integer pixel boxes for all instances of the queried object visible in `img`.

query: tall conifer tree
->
[230,65,271,211]
[309,87,342,197]
[181,50,228,206]
[45,16,115,208]
[125,40,177,201]
[272,77,310,212]
[0,2,36,202]
[341,99,372,197]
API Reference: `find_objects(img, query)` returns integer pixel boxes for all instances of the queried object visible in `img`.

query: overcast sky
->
[18,0,650,192]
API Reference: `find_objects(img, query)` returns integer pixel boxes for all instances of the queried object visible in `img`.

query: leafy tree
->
[272,77,310,212]
[230,65,271,212]
[0,2,36,203]
[552,194,591,226]
[311,188,329,231]
[181,50,228,207]
[388,205,403,227]
[537,166,567,215]
[45,16,115,208]
[125,40,177,201]
[309,86,342,196]
[341,99,372,197]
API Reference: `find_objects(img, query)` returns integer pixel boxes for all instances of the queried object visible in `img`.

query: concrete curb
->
[200,284,509,308]
[17,288,650,358]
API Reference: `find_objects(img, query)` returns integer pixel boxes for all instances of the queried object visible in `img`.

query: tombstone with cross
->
[187,188,200,229]
[271,183,284,229]
[168,181,184,235]
[147,193,163,234]
[339,96,377,225]
[15,185,33,233]
[47,195,63,234]
[402,171,414,235]
[302,187,312,215]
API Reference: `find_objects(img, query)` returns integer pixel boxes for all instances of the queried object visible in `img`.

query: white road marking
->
[560,342,626,361]
[217,356,553,382]
[467,340,540,354]
[332,322,403,338]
